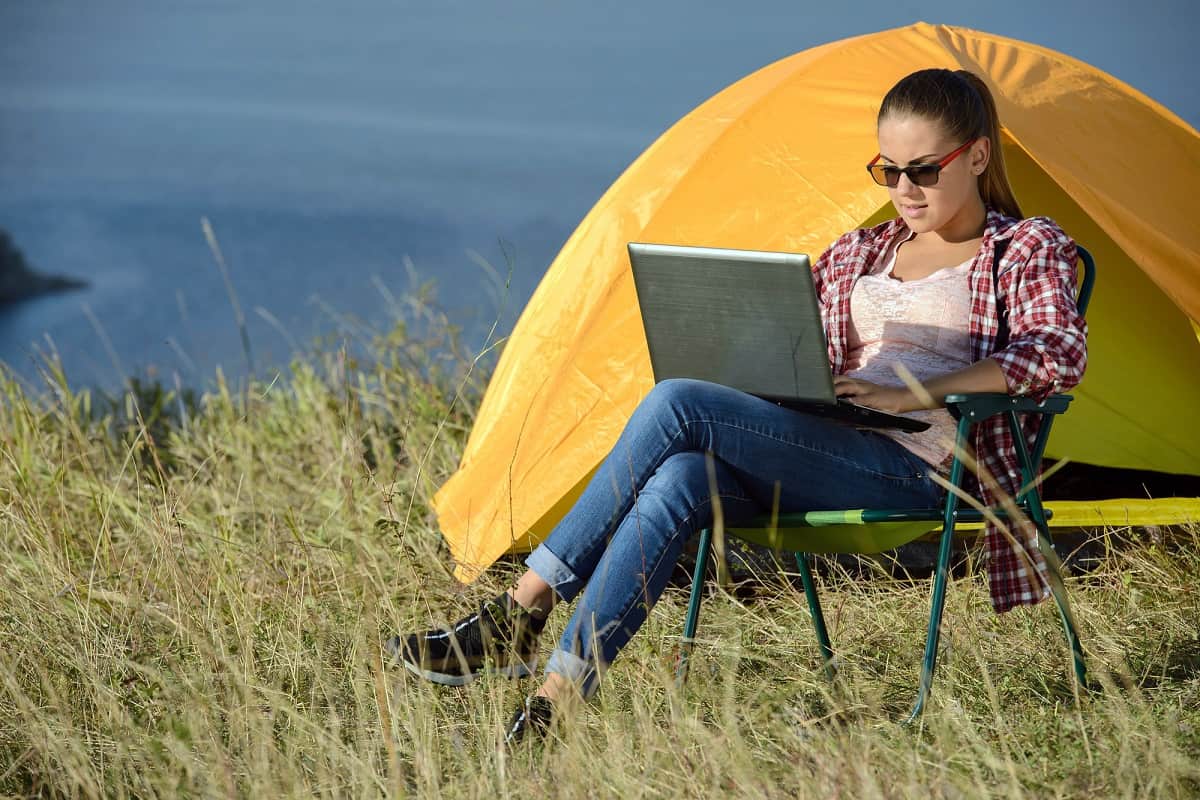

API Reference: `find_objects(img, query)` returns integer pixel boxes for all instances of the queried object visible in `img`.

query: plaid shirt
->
[812,208,1088,613]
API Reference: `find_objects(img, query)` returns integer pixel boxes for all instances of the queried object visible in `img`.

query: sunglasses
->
[866,138,977,188]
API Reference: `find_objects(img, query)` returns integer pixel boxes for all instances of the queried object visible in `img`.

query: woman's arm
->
[834,359,1008,414]
[988,220,1088,400]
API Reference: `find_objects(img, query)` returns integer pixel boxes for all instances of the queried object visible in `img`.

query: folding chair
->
[675,246,1096,723]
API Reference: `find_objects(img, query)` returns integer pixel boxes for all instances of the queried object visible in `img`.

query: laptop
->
[627,242,929,433]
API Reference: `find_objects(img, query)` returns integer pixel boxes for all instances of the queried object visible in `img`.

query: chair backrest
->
[1075,245,1096,315]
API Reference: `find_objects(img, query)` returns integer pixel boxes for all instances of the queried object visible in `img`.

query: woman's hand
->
[832,376,921,414]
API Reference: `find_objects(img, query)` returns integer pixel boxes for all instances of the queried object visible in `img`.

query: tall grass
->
[1,297,1197,798]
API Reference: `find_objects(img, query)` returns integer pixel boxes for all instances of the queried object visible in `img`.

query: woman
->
[387,68,1088,743]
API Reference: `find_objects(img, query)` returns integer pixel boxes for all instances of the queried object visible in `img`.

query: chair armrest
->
[943,392,1074,422]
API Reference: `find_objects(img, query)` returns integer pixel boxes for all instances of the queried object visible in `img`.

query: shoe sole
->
[399,657,539,686]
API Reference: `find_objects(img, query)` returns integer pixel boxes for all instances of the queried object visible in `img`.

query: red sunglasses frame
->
[866,138,978,187]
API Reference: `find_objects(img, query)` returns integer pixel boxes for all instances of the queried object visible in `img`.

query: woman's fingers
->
[833,376,872,397]
[834,378,905,411]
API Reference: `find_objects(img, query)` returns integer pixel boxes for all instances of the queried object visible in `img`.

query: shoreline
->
[0,228,88,308]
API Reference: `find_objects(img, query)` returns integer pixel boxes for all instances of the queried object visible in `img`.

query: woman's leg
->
[393,378,938,707]
[541,450,758,699]
[525,378,939,607]
[524,378,942,699]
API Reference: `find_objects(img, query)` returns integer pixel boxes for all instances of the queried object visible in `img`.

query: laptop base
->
[764,396,931,433]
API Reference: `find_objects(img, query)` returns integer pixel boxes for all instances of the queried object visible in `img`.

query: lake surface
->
[2,1,1195,390]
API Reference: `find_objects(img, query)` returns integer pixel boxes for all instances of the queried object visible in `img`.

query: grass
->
[1,300,1198,799]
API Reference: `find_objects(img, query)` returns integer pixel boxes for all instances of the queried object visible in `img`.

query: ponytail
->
[954,71,1022,219]
[878,69,1023,219]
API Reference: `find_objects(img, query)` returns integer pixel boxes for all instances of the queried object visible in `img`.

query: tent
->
[433,22,1200,583]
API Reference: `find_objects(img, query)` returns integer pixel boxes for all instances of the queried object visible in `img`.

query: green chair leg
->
[1050,584,1088,689]
[906,516,956,725]
[1015,445,1088,692]
[796,551,836,681]
[1035,531,1088,690]
[906,419,970,725]
[676,526,714,687]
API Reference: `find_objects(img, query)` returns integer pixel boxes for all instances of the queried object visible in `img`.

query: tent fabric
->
[433,22,1200,584]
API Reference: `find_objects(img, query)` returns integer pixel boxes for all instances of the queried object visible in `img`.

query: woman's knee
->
[637,378,711,425]
[642,378,688,410]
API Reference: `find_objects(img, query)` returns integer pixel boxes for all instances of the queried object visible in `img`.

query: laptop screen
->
[627,242,836,404]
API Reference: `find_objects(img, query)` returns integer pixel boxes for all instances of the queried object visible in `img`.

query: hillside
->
[0,310,1196,797]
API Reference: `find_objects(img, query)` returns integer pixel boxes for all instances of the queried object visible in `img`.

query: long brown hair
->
[877,68,1023,219]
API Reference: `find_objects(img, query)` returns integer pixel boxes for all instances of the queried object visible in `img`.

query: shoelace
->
[481,594,547,645]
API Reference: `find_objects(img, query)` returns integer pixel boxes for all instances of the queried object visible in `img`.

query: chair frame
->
[675,246,1096,723]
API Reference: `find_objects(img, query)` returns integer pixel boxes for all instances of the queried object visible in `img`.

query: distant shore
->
[0,228,87,306]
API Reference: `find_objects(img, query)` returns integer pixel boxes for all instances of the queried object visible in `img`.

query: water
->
[2,1,1195,390]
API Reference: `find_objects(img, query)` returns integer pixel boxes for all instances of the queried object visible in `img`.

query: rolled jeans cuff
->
[525,543,584,603]
[545,647,603,700]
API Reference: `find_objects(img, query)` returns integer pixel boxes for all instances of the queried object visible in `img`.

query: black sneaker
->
[385,593,546,686]
[504,695,556,745]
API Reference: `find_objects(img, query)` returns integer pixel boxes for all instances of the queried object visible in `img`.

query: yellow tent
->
[434,22,1200,583]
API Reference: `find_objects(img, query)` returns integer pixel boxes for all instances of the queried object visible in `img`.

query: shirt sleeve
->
[989,218,1089,399]
[810,241,834,312]
[811,229,862,314]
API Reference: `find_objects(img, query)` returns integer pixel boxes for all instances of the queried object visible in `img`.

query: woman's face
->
[875,114,989,235]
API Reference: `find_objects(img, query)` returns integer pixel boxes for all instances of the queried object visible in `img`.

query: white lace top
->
[844,237,975,470]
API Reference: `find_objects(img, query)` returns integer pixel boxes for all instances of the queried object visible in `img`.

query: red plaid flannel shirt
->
[812,208,1088,613]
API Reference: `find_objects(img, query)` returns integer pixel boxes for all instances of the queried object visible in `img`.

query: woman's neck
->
[918,197,988,245]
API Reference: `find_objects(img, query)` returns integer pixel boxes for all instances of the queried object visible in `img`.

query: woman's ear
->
[970,136,991,176]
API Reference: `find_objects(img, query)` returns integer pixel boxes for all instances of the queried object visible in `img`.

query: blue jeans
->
[524,378,942,698]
